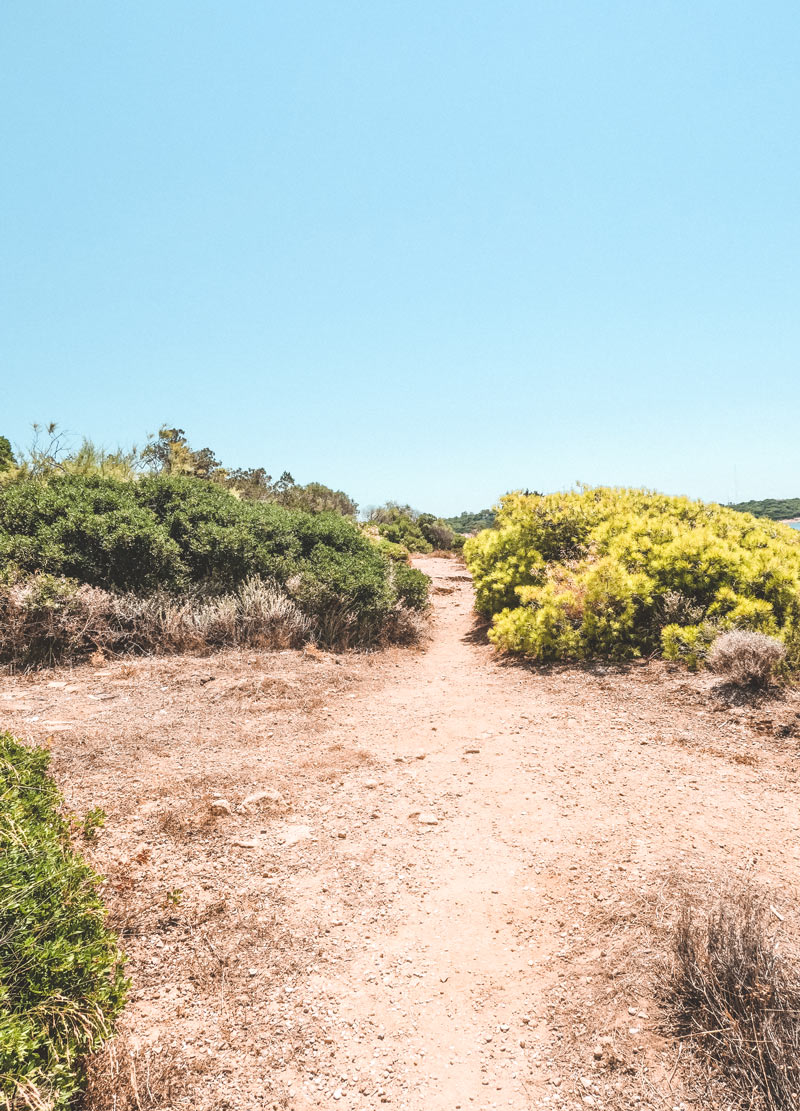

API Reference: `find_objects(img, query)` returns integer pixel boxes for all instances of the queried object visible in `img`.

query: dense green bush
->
[370,504,463,554]
[0,732,126,1107]
[465,487,800,665]
[0,475,429,650]
[0,475,181,593]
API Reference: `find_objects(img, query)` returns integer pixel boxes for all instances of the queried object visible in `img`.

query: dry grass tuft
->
[708,630,786,691]
[664,881,800,1109]
[83,1034,192,1109]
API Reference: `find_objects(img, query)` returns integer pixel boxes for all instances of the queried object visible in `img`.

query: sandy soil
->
[3,556,800,1110]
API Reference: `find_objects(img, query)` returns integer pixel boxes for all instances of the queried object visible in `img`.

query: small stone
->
[210,798,232,815]
[333,1089,342,1100]
[415,752,427,760]
[249,967,258,976]
[627,1006,637,1016]
[279,824,312,846]
[240,788,282,811]
[364,780,379,789]
[593,1045,603,1059]
[418,813,439,826]
[337,831,347,839]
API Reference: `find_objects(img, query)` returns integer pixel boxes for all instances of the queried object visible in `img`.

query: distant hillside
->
[442,509,496,534]
[727,497,800,521]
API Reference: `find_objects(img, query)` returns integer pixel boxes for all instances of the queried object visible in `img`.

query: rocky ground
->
[2,556,800,1110]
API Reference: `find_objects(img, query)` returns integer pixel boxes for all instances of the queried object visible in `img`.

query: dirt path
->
[4,557,800,1109]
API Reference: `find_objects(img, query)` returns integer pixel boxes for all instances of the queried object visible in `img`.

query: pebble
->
[240,788,282,810]
[279,824,312,846]
[210,798,232,816]
[418,813,439,825]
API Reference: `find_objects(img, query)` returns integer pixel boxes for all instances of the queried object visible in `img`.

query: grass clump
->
[465,487,800,666]
[0,732,127,1109]
[708,630,786,690]
[665,883,800,1109]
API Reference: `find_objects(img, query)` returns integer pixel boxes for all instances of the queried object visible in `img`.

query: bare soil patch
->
[3,557,800,1109]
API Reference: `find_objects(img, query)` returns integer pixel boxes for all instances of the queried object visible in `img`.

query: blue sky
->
[1,1,798,515]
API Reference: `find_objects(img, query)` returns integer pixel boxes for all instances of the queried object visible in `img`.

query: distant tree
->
[284,482,357,516]
[142,426,225,479]
[0,436,16,472]
[442,508,497,534]
[21,422,70,475]
[226,466,274,499]
[728,498,800,522]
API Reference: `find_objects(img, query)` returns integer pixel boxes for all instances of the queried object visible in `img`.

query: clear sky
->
[1,2,798,515]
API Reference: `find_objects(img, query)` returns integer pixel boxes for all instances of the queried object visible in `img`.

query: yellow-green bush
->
[464,487,800,664]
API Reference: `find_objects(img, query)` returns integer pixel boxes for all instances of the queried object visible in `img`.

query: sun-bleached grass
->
[664,880,800,1109]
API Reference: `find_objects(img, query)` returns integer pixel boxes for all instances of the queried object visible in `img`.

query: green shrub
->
[466,487,800,666]
[0,475,182,593]
[374,538,410,563]
[0,476,430,653]
[392,563,431,611]
[0,733,126,1108]
[370,504,462,554]
[661,622,717,670]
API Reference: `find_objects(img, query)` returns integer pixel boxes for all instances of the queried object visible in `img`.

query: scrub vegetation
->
[465,486,800,675]
[0,732,127,1109]
[367,503,464,555]
[0,426,430,665]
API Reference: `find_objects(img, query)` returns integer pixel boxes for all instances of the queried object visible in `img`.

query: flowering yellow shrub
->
[464,487,800,664]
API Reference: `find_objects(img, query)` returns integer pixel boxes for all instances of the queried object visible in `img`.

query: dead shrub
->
[0,574,311,668]
[664,881,800,1108]
[382,605,428,646]
[708,630,786,690]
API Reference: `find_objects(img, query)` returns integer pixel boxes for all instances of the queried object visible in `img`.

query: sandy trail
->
[3,556,800,1109]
